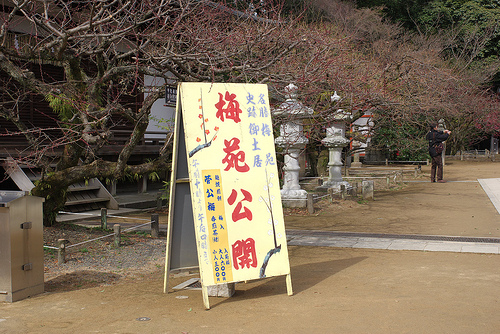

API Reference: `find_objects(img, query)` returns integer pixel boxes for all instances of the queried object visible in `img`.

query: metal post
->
[151,213,159,238]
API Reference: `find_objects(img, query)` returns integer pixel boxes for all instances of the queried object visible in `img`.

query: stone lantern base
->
[316,180,350,193]
[281,189,308,208]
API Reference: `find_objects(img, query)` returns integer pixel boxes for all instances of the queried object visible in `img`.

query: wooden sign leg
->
[163,220,173,293]
[201,284,211,310]
[286,274,293,296]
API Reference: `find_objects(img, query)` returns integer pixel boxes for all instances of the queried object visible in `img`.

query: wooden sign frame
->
[163,83,292,309]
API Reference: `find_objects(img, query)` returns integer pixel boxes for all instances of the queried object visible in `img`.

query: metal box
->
[0,191,44,302]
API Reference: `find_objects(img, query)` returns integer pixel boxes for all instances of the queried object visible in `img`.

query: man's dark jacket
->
[426,129,449,157]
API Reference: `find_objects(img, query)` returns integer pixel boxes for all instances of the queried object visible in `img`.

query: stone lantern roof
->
[272,84,313,118]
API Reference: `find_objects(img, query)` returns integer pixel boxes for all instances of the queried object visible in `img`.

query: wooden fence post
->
[57,239,67,264]
[352,182,358,196]
[306,193,314,214]
[328,188,334,203]
[101,208,107,230]
[114,224,121,247]
[151,213,159,238]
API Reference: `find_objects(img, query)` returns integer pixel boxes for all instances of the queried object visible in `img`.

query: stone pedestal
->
[351,147,362,168]
[362,180,374,200]
[207,283,235,297]
[279,144,308,207]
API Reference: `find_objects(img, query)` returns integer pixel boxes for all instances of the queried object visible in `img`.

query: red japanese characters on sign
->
[227,189,253,222]
[222,137,250,172]
[215,91,242,123]
[232,238,258,270]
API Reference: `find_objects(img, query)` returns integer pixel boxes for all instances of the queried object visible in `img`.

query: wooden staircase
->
[0,158,118,213]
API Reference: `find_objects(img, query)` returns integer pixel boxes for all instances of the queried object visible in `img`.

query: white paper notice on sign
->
[179,82,291,286]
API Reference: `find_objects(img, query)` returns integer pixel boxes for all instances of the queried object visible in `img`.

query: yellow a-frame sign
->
[164,82,292,309]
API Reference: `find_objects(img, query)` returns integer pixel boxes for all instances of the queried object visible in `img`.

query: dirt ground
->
[1,159,500,334]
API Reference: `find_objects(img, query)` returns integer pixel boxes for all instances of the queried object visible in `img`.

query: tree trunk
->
[31,181,68,227]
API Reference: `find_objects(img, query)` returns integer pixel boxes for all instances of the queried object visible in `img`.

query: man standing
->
[426,122,451,183]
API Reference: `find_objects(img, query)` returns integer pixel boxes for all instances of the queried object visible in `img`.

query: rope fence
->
[283,179,377,214]
[67,221,153,249]
[295,163,428,214]
[300,165,423,188]
[67,230,119,249]
[45,211,161,264]
[364,159,428,166]
[300,173,406,191]
[58,211,151,221]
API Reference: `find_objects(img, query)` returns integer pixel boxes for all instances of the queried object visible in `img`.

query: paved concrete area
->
[478,178,500,214]
[287,230,500,254]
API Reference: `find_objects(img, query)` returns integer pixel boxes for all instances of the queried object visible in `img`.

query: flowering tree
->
[311,0,500,158]
[1,0,498,225]
[0,0,309,225]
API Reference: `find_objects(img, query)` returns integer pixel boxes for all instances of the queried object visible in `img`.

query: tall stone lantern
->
[318,93,351,191]
[273,84,313,207]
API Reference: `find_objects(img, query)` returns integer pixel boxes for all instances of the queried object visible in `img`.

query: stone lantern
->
[273,84,313,207]
[318,93,351,191]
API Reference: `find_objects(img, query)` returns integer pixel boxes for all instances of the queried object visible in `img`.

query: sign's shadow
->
[212,256,367,307]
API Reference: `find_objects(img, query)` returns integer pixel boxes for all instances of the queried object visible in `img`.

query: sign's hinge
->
[20,222,32,229]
